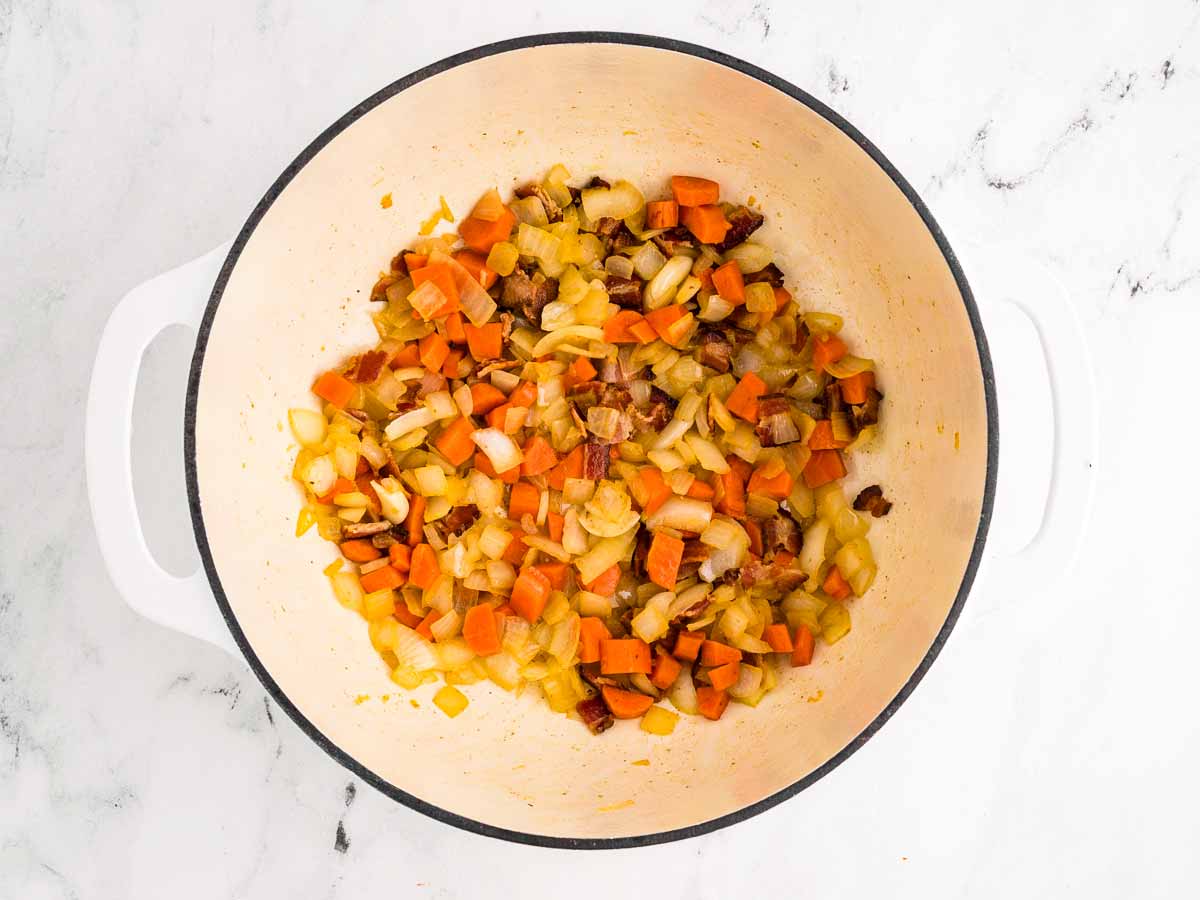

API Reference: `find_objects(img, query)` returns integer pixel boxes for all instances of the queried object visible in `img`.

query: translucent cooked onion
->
[302,455,337,496]
[630,242,667,280]
[384,406,435,442]
[605,255,634,279]
[698,293,735,322]
[722,241,774,274]
[407,280,449,321]
[575,531,636,586]
[531,325,605,357]
[651,417,689,451]
[394,624,439,671]
[644,496,713,533]
[369,479,410,524]
[580,179,644,221]
[470,427,523,473]
[727,663,764,699]
[668,666,698,714]
[585,406,622,442]
[744,282,776,313]
[549,612,581,664]
[824,355,875,379]
[789,369,826,402]
[288,408,327,447]
[684,433,730,472]
[430,608,462,642]
[631,604,670,644]
[805,311,844,335]
[644,255,694,310]
[819,603,851,644]
[731,633,772,654]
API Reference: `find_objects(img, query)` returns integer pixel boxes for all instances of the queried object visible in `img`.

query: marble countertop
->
[3,1,1199,897]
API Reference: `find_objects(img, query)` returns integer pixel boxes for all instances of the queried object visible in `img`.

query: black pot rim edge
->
[183,30,999,851]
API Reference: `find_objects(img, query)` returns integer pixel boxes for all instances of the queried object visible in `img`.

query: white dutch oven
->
[86,34,1097,847]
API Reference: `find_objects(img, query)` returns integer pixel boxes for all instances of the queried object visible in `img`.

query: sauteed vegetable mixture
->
[290,168,890,734]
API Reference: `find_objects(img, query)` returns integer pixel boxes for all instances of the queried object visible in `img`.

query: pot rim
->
[184,30,998,850]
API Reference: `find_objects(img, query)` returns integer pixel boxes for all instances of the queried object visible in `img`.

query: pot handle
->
[86,243,239,657]
[966,248,1099,619]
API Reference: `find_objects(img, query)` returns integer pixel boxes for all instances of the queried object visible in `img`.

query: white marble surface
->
[3,1,1199,897]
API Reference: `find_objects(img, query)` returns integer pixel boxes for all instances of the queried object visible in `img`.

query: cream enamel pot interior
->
[87,34,1007,847]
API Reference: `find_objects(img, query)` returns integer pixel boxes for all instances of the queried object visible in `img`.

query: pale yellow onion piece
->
[486,241,519,277]
[727,663,764,699]
[844,424,878,453]
[393,624,439,671]
[332,443,359,480]
[332,491,370,508]
[561,508,589,556]
[744,282,776,313]
[576,590,612,617]
[800,519,831,586]
[824,355,875,379]
[413,465,447,497]
[329,571,364,614]
[646,449,684,472]
[667,666,698,714]
[424,390,457,420]
[302,455,337,496]
[562,478,596,505]
[683,433,730,473]
[470,428,523,473]
[580,179,644,221]
[288,408,327,447]
[804,311,844,336]
[384,406,435,441]
[524,534,571,563]
[643,496,713,533]
[722,241,774,274]
[530,325,605,358]
[698,293,735,322]
[452,384,474,417]
[651,417,690,452]
[643,255,694,310]
[575,530,636,586]
[487,560,517,591]
[631,603,670,644]
[641,705,679,735]
[819,603,851,644]
[731,633,772,654]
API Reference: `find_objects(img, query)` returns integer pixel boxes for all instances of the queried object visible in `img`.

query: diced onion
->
[575,532,636,586]
[581,179,644,221]
[531,325,604,358]
[745,282,776,313]
[413,465,447,497]
[302,455,337,496]
[722,242,774,274]
[407,280,449,321]
[430,608,462,642]
[683,433,730,472]
[644,255,694,310]
[819,603,851,644]
[824,355,875,379]
[800,519,830,587]
[805,311,844,335]
[605,255,634,279]
[424,390,457,420]
[651,417,690,451]
[727,663,764,699]
[288,408,327,447]
[698,294,735,322]
[393,624,440,671]
[668,666,698,714]
[384,406,435,442]
[470,427,523,473]
[644,496,713,533]
[630,242,667,280]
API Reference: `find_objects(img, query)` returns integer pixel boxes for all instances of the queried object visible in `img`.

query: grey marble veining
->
[2,1,1199,897]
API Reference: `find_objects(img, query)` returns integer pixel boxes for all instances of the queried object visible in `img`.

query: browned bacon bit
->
[370,532,399,549]
[352,350,387,383]
[476,358,522,377]
[631,387,674,433]
[586,175,611,189]
[756,396,801,446]
[740,560,807,591]
[342,520,391,538]
[388,250,412,276]
[696,329,733,373]
[593,216,622,238]
[853,485,893,518]
[580,662,619,691]
[715,205,765,252]
[762,515,802,554]
[743,262,785,288]
[499,269,558,323]
[515,182,562,222]
[604,275,643,309]
[851,387,883,431]
[652,227,695,257]
[344,408,371,423]
[440,504,480,536]
[583,441,609,480]
[369,272,397,303]
[576,695,614,735]
[611,223,639,254]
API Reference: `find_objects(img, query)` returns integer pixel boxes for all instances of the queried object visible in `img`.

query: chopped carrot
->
[645,199,680,228]
[643,304,686,342]
[547,511,564,543]
[442,312,468,346]
[453,250,499,290]
[388,543,411,572]
[462,604,502,656]
[563,356,597,389]
[670,175,720,207]
[680,204,731,244]
[360,565,405,594]
[411,262,461,311]
[316,476,355,505]
[745,519,763,558]
[508,381,537,407]
[725,371,767,422]
[646,532,685,589]
[651,651,683,690]
[408,543,441,590]
[808,420,850,451]
[312,371,355,408]
[458,194,516,253]
[415,610,442,641]
[340,540,381,563]
[394,603,423,628]
[791,625,815,667]
[434,416,476,466]
[699,640,742,667]
[838,371,875,405]
[546,445,584,491]
[802,449,847,489]
[468,381,507,415]
[763,623,794,653]
[501,529,527,566]
[601,685,654,719]
[389,343,421,368]
[638,467,673,515]
[708,661,741,692]
[418,332,450,372]
[463,322,503,361]
[715,464,746,517]
[812,334,848,372]
[628,318,659,344]
[673,630,705,662]
[486,402,526,434]
[711,261,745,304]
[520,434,558,477]
[686,478,715,501]
[510,566,552,623]
[582,563,621,596]
[508,482,540,520]
[406,494,426,546]
[747,466,793,500]
[696,686,730,720]
[403,253,428,272]
[822,565,852,600]
[354,474,382,517]
[603,309,647,344]
[774,549,796,567]
[579,616,612,664]
[599,638,652,675]
[533,561,568,591]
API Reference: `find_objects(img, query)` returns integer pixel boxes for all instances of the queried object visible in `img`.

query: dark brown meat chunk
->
[762,515,802,554]
[681,539,709,565]
[740,561,807,592]
[743,262,785,288]
[757,395,791,418]
[582,441,610,480]
[576,695,614,735]
[593,216,622,238]
[611,223,639,254]
[500,269,558,323]
[370,532,399,549]
[755,395,801,446]
[631,386,674,433]
[715,205,765,251]
[853,485,893,518]
[369,272,398,303]
[440,504,480,536]
[851,388,883,431]
[342,520,391,538]
[826,381,844,414]
[586,176,611,189]
[388,250,413,277]
[605,275,644,309]
[696,329,733,373]
[580,662,619,691]
[652,227,695,257]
